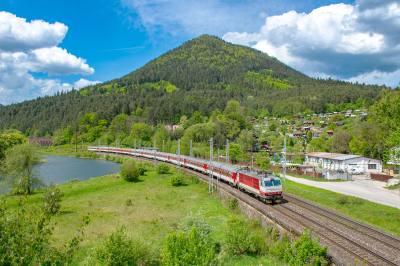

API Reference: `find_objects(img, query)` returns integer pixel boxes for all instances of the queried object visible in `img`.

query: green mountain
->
[0,34,386,135]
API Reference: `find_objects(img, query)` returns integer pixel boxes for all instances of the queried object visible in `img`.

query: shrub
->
[224,216,251,255]
[39,181,64,214]
[229,197,239,211]
[91,152,100,159]
[350,197,365,204]
[178,212,212,237]
[336,195,349,204]
[125,199,133,206]
[161,227,215,266]
[283,230,329,266]
[75,152,82,158]
[105,154,110,160]
[82,226,153,266]
[120,159,140,182]
[170,172,185,186]
[156,163,170,174]
[0,196,88,265]
[137,161,148,176]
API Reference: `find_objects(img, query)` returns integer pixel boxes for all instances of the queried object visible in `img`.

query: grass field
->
[283,180,400,237]
[3,168,285,265]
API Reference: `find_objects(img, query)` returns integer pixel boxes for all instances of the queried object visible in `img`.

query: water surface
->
[37,155,120,185]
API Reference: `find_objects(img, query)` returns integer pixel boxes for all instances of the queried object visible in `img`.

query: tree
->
[0,133,27,159]
[1,143,44,194]
[236,129,255,151]
[136,107,143,117]
[229,143,243,163]
[269,123,277,131]
[349,121,381,158]
[330,131,351,154]
[193,111,203,124]
[307,131,313,143]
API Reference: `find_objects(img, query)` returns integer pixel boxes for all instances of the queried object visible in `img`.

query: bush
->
[336,195,349,204]
[156,163,170,174]
[82,226,153,266]
[120,159,140,182]
[170,172,185,186]
[224,216,268,255]
[229,197,239,211]
[91,152,100,159]
[137,161,148,176]
[224,216,251,255]
[161,227,215,266]
[283,230,329,266]
[178,212,212,237]
[105,154,110,160]
[75,152,82,158]
[39,181,64,214]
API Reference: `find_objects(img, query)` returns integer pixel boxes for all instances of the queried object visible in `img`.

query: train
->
[87,146,283,203]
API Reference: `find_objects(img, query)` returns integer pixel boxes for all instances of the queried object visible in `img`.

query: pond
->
[0,156,121,193]
[37,156,121,185]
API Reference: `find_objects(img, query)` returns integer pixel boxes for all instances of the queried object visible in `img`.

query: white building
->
[305,152,382,173]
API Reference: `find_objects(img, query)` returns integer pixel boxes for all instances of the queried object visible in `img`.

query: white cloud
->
[73,78,101,89]
[0,12,98,105]
[0,11,67,52]
[223,0,400,87]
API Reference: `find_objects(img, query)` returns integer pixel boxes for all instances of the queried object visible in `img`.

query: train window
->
[264,181,273,187]
[272,180,281,186]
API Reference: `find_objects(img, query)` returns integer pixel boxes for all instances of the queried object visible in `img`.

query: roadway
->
[284,174,400,209]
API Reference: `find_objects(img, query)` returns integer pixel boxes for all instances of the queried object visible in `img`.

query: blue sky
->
[1,0,399,105]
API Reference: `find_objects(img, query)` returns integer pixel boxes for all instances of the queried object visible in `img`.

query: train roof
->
[238,168,278,180]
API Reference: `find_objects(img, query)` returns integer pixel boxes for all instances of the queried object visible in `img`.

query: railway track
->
[104,152,400,265]
[283,193,400,253]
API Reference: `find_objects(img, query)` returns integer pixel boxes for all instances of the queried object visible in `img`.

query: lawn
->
[283,180,400,237]
[3,168,285,265]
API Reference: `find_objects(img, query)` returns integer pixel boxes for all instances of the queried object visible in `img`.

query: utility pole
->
[190,140,192,157]
[154,140,156,167]
[134,139,137,158]
[82,139,83,150]
[283,136,286,182]
[163,139,165,153]
[209,138,213,194]
[98,139,100,155]
[218,148,219,162]
[116,139,119,157]
[226,139,229,164]
[177,139,181,172]
[139,139,141,149]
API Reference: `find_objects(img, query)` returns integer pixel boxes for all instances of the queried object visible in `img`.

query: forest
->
[0,34,387,137]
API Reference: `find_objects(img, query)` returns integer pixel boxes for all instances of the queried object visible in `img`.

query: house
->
[315,130,323,137]
[294,132,305,138]
[253,134,259,139]
[303,126,310,131]
[337,122,344,126]
[28,137,53,147]
[326,130,334,136]
[307,121,314,125]
[294,127,301,131]
[165,125,180,131]
[305,152,382,173]
[260,144,271,152]
[261,141,269,146]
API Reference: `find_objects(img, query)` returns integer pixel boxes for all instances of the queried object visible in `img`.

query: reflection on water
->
[1,156,120,193]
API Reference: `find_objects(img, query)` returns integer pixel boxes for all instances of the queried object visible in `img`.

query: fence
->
[369,173,393,182]
[326,171,352,181]
[269,166,324,178]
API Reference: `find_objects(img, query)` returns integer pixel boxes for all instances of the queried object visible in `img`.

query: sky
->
[0,0,399,105]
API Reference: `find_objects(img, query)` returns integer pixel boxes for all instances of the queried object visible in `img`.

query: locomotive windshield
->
[272,179,281,186]
[264,179,281,187]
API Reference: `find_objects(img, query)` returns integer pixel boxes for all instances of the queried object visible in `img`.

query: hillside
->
[0,34,386,135]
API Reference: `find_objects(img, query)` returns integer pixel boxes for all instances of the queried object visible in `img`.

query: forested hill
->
[0,34,387,136]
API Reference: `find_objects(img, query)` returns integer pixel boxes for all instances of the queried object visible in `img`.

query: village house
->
[305,152,382,173]
[28,137,53,147]
[165,125,180,131]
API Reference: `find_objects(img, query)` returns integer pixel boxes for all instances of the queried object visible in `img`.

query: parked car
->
[348,167,363,175]
[337,169,344,174]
